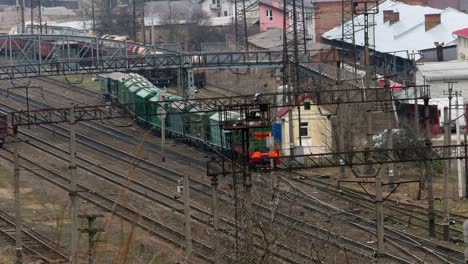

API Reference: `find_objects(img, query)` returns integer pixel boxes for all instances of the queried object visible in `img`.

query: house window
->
[304,102,311,110]
[300,122,308,137]
[266,10,273,21]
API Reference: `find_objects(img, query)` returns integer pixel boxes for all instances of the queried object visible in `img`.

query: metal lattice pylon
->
[132,0,145,42]
[29,0,43,34]
[340,0,379,73]
[282,0,307,94]
[234,0,249,50]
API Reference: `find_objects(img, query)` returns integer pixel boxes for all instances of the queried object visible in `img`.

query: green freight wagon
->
[126,81,154,112]
[134,87,160,123]
[208,112,240,149]
[188,109,211,144]
[99,72,128,101]
[165,94,187,137]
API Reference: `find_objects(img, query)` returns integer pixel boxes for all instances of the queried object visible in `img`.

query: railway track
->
[0,94,396,263]
[276,171,466,264]
[0,101,384,264]
[0,145,215,263]
[0,209,70,263]
[291,172,465,239]
[2,78,209,170]
[0,78,464,262]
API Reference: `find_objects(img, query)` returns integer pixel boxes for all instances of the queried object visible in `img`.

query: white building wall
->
[201,0,234,17]
[457,36,468,60]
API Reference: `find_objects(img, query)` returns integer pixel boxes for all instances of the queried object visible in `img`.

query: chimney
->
[434,42,445,61]
[388,12,399,25]
[383,10,393,23]
[425,13,441,31]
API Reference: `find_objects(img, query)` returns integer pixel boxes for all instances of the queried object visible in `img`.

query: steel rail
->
[276,172,466,263]
[0,95,381,263]
[0,209,70,263]
[0,149,214,263]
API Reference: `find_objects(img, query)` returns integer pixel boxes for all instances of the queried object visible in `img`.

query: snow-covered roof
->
[322,0,468,59]
[417,60,468,81]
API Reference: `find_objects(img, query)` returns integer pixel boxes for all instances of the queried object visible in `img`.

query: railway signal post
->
[13,128,23,264]
[69,104,79,264]
[183,174,192,263]
[78,214,104,264]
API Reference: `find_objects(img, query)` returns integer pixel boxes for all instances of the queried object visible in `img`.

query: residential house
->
[322,0,468,80]
[199,0,314,37]
[276,95,331,155]
[453,28,468,60]
[415,60,468,99]
[258,0,283,32]
[199,0,234,17]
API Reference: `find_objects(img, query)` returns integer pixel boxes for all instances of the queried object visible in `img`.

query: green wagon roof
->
[136,87,158,99]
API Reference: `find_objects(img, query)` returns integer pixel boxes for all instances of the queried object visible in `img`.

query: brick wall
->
[314,1,345,43]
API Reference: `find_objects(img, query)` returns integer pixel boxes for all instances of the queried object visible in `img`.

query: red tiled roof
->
[453,28,468,37]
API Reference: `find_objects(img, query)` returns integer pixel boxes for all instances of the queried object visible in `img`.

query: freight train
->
[99,72,279,166]
[0,35,165,61]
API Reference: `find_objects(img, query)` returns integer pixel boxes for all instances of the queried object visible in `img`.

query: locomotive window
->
[304,102,311,110]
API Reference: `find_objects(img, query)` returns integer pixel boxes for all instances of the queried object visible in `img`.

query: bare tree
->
[95,0,133,36]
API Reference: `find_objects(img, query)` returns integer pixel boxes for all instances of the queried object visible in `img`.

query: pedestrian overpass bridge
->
[0,34,365,98]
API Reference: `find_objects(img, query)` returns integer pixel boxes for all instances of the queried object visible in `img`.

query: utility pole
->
[37,0,42,34]
[158,95,166,162]
[210,174,220,264]
[78,214,104,264]
[464,220,468,264]
[414,83,419,136]
[69,104,78,264]
[13,128,23,264]
[17,0,25,33]
[424,97,436,237]
[365,110,375,175]
[455,92,464,198]
[183,174,192,263]
[30,0,33,33]
[91,0,95,32]
[465,131,468,199]
[443,107,450,241]
[375,175,385,257]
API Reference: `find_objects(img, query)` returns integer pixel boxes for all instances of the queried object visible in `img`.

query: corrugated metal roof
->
[417,60,468,81]
[323,0,468,59]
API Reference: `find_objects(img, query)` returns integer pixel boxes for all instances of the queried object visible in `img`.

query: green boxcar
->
[127,83,153,112]
[99,76,109,95]
[99,72,127,100]
[208,112,240,148]
[189,110,211,143]
[165,95,187,136]
[135,88,159,122]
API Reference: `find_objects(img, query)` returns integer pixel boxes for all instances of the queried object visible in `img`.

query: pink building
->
[258,0,284,32]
